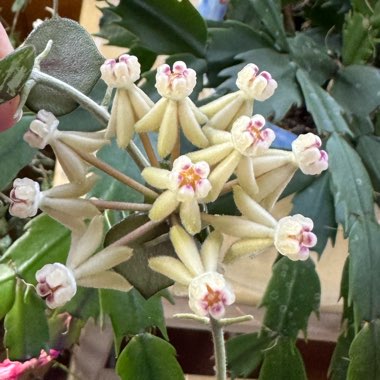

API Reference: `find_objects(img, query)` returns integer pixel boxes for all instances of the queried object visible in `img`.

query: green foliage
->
[0,115,37,191]
[116,333,184,380]
[4,280,49,360]
[261,257,320,339]
[259,337,307,380]
[63,288,100,321]
[0,264,16,319]
[25,18,104,115]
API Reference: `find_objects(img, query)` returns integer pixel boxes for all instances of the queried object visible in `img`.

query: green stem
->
[210,317,227,380]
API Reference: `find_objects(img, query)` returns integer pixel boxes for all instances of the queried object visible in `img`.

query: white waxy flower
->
[24,110,109,184]
[135,61,208,157]
[35,263,77,309]
[9,178,41,218]
[142,155,211,234]
[236,64,278,101]
[274,214,317,261]
[292,133,328,175]
[100,55,154,148]
[200,63,277,131]
[149,225,235,319]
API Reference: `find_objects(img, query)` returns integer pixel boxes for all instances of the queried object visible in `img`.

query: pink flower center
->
[246,119,264,141]
[178,165,202,190]
[203,284,224,308]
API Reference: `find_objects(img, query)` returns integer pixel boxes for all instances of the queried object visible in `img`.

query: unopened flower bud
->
[188,272,235,319]
[274,214,317,261]
[155,61,196,100]
[9,178,41,218]
[236,64,278,101]
[292,133,328,175]
[35,263,77,309]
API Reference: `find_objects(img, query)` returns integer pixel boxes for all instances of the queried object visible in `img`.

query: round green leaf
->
[0,45,35,104]
[24,17,104,115]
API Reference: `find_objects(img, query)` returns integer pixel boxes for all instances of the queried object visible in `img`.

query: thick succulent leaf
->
[0,114,37,191]
[331,65,380,117]
[4,280,49,360]
[347,320,380,379]
[25,17,104,115]
[62,288,100,321]
[227,332,276,379]
[101,0,207,57]
[0,264,16,319]
[291,172,337,255]
[356,135,380,193]
[227,0,264,30]
[327,133,375,235]
[349,219,380,323]
[100,288,167,354]
[259,337,307,380]
[261,257,320,338]
[288,33,338,85]
[296,69,352,136]
[116,333,184,380]
[0,214,70,283]
[104,214,174,298]
[0,45,35,104]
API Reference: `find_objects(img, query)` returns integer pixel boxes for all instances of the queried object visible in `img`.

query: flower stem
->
[210,317,227,380]
[221,179,238,195]
[90,199,152,212]
[139,132,159,167]
[72,148,158,200]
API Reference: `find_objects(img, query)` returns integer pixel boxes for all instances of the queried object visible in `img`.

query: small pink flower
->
[155,61,196,100]
[274,214,317,261]
[9,178,41,218]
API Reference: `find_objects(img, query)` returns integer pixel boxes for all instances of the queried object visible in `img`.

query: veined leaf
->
[0,45,35,104]
[116,333,184,380]
[261,257,320,338]
[296,69,352,136]
[4,280,49,360]
[327,133,375,235]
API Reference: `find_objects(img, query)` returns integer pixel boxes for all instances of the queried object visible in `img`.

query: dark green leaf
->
[0,214,70,283]
[296,69,352,136]
[327,133,375,234]
[291,172,337,255]
[0,264,16,319]
[340,257,354,324]
[101,288,167,354]
[331,65,380,117]
[0,45,35,104]
[227,332,276,378]
[227,0,263,30]
[116,333,184,380]
[348,320,380,379]
[103,0,207,57]
[259,337,307,380]
[0,115,37,191]
[25,18,104,115]
[62,288,100,321]
[349,219,380,323]
[356,135,380,193]
[281,170,315,199]
[4,280,49,360]
[261,257,320,338]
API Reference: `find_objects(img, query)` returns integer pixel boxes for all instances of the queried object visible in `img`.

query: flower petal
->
[149,190,179,221]
[200,231,223,272]
[77,270,133,292]
[179,199,201,235]
[157,99,179,157]
[224,238,273,263]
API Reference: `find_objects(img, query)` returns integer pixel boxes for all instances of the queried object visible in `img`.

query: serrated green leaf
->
[0,264,16,319]
[4,280,49,360]
[347,320,380,379]
[0,214,70,283]
[261,257,320,338]
[296,69,352,136]
[116,333,184,380]
[349,219,380,323]
[328,324,355,380]
[259,337,307,380]
[227,332,276,378]
[327,133,375,234]
[356,135,380,192]
[25,18,104,115]
[291,172,337,255]
[62,288,100,321]
[289,33,338,85]
[0,115,37,191]
[331,65,380,117]
[102,0,207,57]
[0,45,35,104]
[101,288,167,354]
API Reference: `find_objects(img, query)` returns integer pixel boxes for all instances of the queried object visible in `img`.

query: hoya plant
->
[0,0,379,379]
